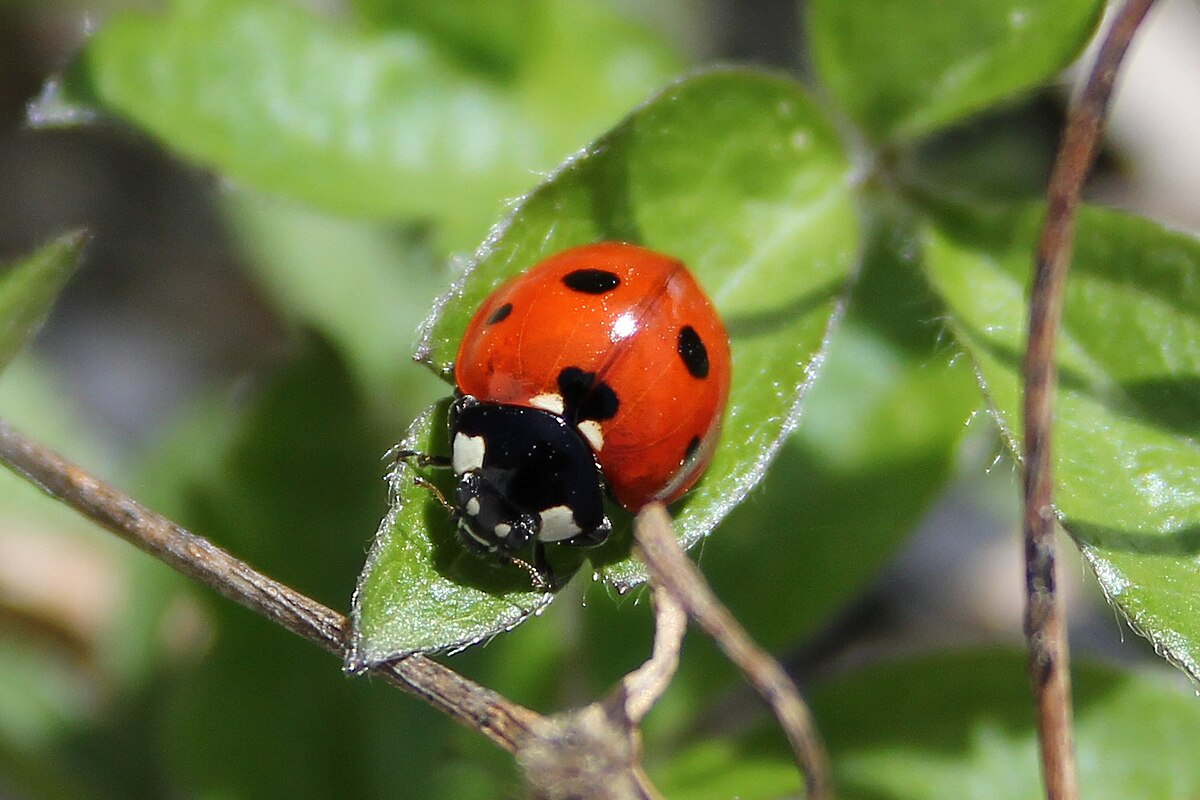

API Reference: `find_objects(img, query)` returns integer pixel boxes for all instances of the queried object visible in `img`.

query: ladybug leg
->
[530,542,560,590]
[411,475,455,514]
[385,447,452,505]
[384,445,452,470]
[505,551,555,593]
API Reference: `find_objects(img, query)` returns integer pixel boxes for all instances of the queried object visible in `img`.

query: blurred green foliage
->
[2,0,1199,798]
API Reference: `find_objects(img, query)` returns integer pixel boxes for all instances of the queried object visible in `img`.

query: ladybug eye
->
[677,325,710,379]
[562,269,621,294]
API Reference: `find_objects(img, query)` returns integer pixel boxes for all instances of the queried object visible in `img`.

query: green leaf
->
[351,0,538,72]
[0,232,85,372]
[923,204,1200,681]
[58,0,680,250]
[352,68,859,659]
[808,0,1104,141]
[817,651,1200,799]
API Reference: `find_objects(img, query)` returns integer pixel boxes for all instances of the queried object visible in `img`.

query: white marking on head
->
[465,497,481,517]
[452,432,486,474]
[494,522,512,540]
[458,519,496,550]
[577,420,604,452]
[529,393,565,415]
[538,505,582,542]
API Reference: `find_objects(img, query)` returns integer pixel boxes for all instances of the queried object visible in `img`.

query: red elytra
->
[454,242,731,511]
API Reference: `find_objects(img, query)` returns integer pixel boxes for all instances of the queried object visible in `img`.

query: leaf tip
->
[62,228,93,250]
[26,75,98,130]
[341,638,375,676]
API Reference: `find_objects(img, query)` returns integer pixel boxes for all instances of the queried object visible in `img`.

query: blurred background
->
[1,0,1198,798]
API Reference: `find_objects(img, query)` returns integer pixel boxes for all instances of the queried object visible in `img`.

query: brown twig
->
[612,580,687,725]
[0,418,541,752]
[517,513,688,800]
[1024,2,1157,798]
[633,503,832,800]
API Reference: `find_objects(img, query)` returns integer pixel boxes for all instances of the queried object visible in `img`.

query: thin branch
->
[611,505,688,726]
[0,418,541,753]
[633,503,832,800]
[614,580,687,725]
[1024,2,1157,798]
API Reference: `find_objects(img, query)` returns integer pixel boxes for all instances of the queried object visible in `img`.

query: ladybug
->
[420,242,730,581]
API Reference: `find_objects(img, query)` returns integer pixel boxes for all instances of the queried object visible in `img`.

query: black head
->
[448,396,612,562]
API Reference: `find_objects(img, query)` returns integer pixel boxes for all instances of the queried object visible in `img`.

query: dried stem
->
[634,503,832,800]
[0,418,541,752]
[1024,2,1157,798]
[614,580,687,725]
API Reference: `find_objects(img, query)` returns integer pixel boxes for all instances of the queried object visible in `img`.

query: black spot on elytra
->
[558,366,619,423]
[486,302,513,324]
[677,325,709,379]
[563,269,620,294]
[685,436,702,464]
